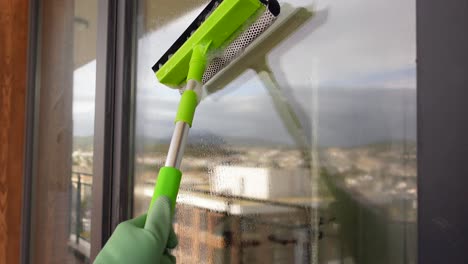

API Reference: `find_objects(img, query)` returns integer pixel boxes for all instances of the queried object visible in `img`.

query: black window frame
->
[21,0,40,263]
[416,0,468,263]
[90,0,136,260]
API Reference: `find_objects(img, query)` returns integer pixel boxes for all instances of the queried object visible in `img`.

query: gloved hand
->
[94,196,178,264]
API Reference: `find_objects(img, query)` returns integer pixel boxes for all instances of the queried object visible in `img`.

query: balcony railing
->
[69,171,93,261]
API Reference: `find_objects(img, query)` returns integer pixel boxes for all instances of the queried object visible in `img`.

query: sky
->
[73,0,417,148]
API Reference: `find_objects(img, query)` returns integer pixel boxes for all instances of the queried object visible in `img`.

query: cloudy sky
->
[73,0,416,148]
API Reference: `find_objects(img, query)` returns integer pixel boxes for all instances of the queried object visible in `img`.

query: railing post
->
[68,173,72,242]
[76,173,82,245]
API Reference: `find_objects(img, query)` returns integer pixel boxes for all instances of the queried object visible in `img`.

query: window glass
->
[133,0,416,263]
[30,0,97,263]
[200,210,208,231]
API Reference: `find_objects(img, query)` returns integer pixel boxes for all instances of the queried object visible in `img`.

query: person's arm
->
[94,196,177,264]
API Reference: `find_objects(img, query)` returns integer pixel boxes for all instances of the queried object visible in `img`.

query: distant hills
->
[73,132,416,155]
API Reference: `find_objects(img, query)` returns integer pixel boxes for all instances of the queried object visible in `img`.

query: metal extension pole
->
[165,80,201,169]
[165,122,190,169]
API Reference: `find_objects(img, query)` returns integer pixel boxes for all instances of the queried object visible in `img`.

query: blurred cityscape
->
[69,135,416,263]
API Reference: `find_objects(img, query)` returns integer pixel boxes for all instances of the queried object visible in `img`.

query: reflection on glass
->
[70,58,97,260]
[134,0,416,263]
[69,0,97,261]
[31,0,97,263]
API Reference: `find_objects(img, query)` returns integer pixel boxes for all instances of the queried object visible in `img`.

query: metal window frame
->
[90,0,136,260]
[21,0,40,263]
[417,0,468,263]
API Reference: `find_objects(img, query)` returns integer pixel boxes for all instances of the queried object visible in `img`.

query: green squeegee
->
[149,0,281,213]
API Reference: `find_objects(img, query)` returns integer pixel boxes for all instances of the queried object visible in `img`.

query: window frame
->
[90,0,137,260]
[416,0,468,263]
[21,0,40,263]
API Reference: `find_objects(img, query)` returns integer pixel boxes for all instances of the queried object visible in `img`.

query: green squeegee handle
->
[148,88,195,212]
[187,44,209,83]
[149,166,182,213]
[149,45,206,215]
[148,88,195,213]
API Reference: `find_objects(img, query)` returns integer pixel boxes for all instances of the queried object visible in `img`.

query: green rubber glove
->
[94,196,178,264]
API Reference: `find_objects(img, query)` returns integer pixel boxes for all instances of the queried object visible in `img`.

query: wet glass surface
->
[133,0,416,263]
